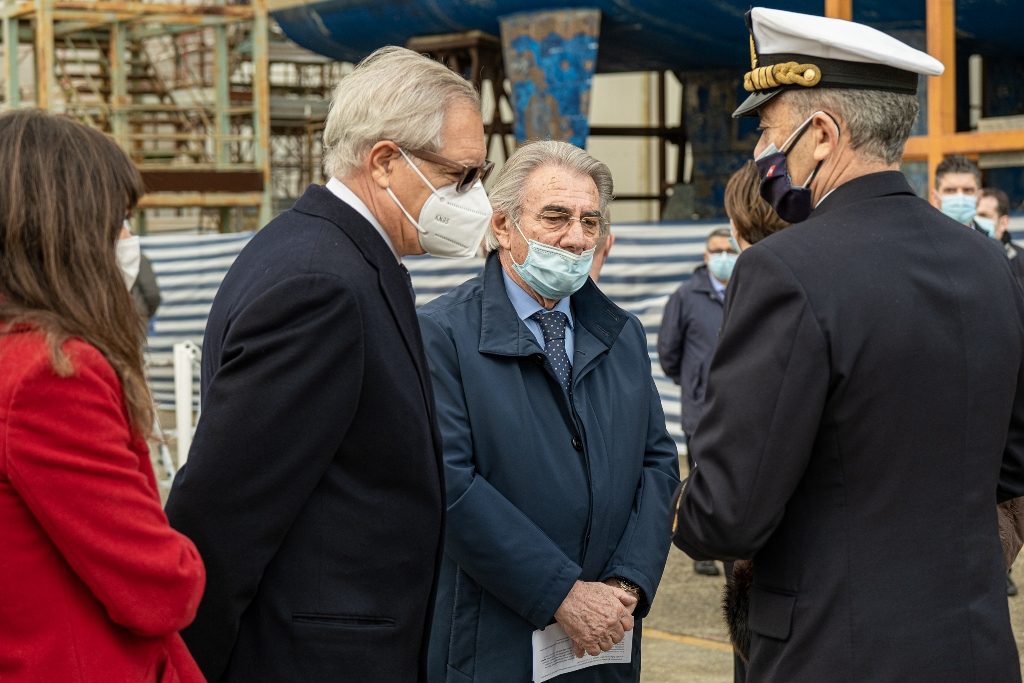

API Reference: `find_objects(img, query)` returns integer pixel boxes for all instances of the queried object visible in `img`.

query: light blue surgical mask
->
[974,215,998,239]
[510,221,595,300]
[727,231,742,253]
[708,251,737,282]
[940,194,977,225]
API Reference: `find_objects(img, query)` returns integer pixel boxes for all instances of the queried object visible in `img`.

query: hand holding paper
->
[553,580,636,657]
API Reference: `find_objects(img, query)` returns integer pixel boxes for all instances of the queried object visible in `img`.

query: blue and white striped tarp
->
[142,217,1024,451]
[141,222,717,450]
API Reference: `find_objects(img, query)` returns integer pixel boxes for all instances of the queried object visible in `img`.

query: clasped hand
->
[554,580,637,658]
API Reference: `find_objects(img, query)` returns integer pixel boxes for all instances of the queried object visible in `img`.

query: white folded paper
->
[531,622,632,682]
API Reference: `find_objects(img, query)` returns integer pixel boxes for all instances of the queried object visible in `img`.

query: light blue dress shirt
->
[501,268,575,365]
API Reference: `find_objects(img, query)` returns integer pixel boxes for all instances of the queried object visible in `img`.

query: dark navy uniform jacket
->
[166,185,445,683]
[675,172,1024,682]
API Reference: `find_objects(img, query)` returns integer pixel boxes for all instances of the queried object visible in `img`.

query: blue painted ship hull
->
[272,0,1023,73]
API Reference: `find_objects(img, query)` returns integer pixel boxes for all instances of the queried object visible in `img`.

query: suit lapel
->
[292,185,436,422]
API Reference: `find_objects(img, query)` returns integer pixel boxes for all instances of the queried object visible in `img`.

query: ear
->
[929,189,941,208]
[998,215,1011,237]
[810,112,840,162]
[367,141,402,189]
[493,212,514,250]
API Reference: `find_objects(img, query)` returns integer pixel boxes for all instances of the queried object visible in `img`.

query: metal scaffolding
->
[0,0,272,230]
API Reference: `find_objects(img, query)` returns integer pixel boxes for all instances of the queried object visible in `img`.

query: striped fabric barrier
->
[142,217,1024,451]
[143,231,255,411]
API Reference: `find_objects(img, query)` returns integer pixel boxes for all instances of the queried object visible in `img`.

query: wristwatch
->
[616,577,642,599]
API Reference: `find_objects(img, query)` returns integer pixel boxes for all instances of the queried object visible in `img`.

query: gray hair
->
[322,46,480,179]
[485,140,614,251]
[783,88,919,165]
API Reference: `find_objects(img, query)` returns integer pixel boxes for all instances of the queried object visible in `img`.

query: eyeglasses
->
[404,147,494,193]
[708,248,738,255]
[532,210,607,238]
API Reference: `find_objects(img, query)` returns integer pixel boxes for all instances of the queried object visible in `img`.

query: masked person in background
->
[657,227,737,579]
[931,154,982,228]
[977,187,1024,292]
[0,109,205,682]
[118,222,161,331]
[166,46,491,682]
[418,140,680,682]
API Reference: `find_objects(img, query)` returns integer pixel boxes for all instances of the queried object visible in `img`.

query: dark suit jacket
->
[675,172,1024,681]
[166,184,445,682]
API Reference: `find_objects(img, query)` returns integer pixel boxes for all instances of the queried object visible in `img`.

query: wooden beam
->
[33,0,53,109]
[251,0,272,224]
[53,2,253,18]
[925,0,956,192]
[824,0,853,21]
[904,129,1024,160]
[3,13,20,108]
[108,21,127,146]
[138,191,265,208]
[266,0,309,10]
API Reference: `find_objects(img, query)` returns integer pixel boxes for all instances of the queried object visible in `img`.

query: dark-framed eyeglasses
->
[404,147,494,193]
[532,210,607,238]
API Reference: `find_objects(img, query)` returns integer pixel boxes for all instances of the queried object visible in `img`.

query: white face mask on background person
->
[117,220,141,288]
[385,148,493,259]
[510,221,595,301]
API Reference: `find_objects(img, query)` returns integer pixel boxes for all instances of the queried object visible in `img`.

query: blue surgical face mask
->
[940,194,977,225]
[974,215,998,239]
[708,251,737,282]
[510,221,595,300]
[727,230,742,253]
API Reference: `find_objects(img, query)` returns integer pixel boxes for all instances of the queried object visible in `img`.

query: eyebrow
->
[540,204,602,217]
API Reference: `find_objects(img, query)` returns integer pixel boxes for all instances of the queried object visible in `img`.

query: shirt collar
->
[325,177,399,261]
[500,266,574,329]
[709,271,727,298]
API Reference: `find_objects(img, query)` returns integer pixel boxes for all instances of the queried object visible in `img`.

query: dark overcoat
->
[674,172,1024,682]
[657,264,726,435]
[165,184,445,682]
[418,254,680,683]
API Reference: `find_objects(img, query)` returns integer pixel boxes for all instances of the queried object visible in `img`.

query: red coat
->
[0,329,206,682]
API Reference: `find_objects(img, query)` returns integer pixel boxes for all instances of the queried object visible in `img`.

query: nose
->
[559,218,595,254]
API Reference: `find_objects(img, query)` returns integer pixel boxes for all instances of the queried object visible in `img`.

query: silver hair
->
[485,140,614,252]
[322,46,480,179]
[783,88,920,165]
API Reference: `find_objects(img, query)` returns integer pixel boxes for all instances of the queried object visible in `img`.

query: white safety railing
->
[173,340,202,467]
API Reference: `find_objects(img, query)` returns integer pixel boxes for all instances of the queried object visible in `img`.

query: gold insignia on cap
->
[743,62,822,93]
[749,35,758,69]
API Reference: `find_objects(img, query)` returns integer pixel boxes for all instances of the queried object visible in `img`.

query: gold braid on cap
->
[743,62,822,92]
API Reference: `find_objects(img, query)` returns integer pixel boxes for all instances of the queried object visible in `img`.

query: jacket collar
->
[292,184,436,422]
[478,252,629,362]
[813,171,916,217]
[293,184,397,270]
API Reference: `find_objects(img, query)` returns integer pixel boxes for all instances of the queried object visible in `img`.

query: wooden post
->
[108,22,127,146]
[33,0,53,109]
[3,11,20,108]
[926,0,956,194]
[213,19,230,166]
[252,0,272,225]
[823,0,853,20]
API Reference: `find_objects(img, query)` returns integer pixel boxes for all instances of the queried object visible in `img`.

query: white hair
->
[322,46,480,179]
[485,140,614,252]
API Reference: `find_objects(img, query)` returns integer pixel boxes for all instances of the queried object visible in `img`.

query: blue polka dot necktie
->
[530,310,572,393]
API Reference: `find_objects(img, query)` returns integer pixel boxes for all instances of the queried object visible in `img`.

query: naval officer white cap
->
[734,7,945,118]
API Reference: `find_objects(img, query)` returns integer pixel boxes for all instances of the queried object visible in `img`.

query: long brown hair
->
[724,160,788,246]
[0,109,152,435]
